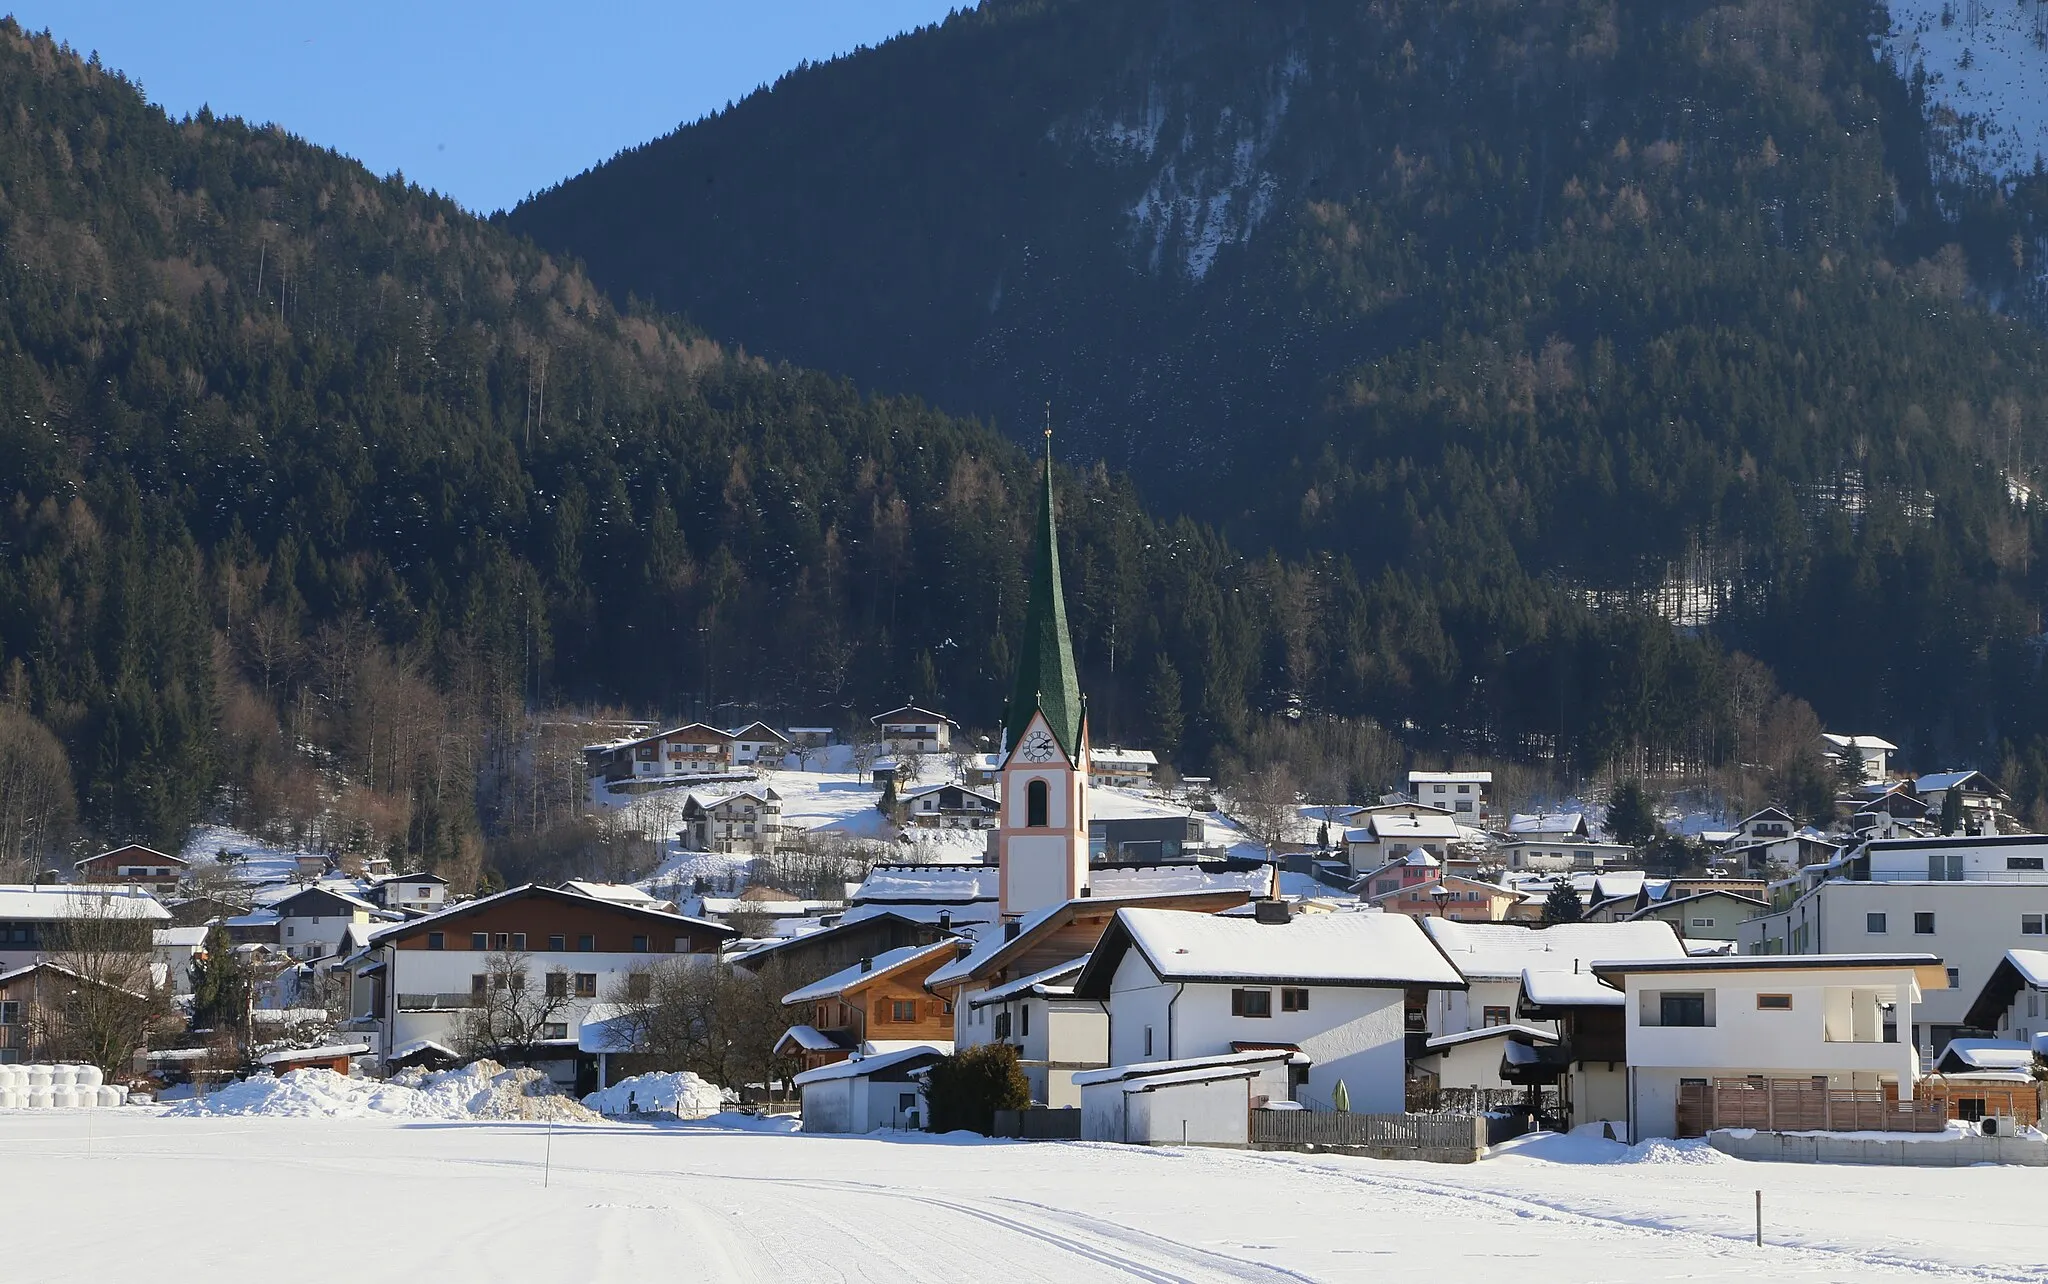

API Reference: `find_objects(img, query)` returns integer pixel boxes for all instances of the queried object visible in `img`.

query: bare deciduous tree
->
[0,705,76,881]
[36,892,175,1077]
[453,951,574,1061]
[606,957,795,1091]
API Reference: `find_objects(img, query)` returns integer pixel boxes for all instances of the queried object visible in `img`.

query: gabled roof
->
[1364,811,1460,841]
[1934,1038,2036,1075]
[1738,806,1795,827]
[780,939,962,1005]
[1071,1049,1303,1089]
[966,956,1089,1008]
[1420,919,1686,981]
[1822,733,1898,751]
[1409,770,1493,784]
[1363,875,1513,905]
[0,959,148,1000]
[0,886,171,922]
[1072,907,1465,997]
[1916,770,2008,798]
[900,782,998,806]
[1508,812,1587,835]
[1963,948,2048,1028]
[1518,968,1626,1012]
[77,844,187,868]
[927,885,1263,990]
[1001,447,1084,762]
[1625,889,1766,920]
[727,721,791,743]
[367,883,735,946]
[871,705,955,726]
[731,910,965,970]
[792,1043,946,1086]
[851,864,999,906]
[1422,1023,1558,1051]
[272,886,380,917]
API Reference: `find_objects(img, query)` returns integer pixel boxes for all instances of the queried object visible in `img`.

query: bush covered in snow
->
[582,1070,725,1117]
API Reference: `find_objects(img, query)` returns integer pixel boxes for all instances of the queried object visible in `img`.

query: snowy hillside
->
[1886,0,2048,179]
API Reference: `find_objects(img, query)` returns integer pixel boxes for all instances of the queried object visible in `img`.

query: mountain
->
[510,0,2048,788]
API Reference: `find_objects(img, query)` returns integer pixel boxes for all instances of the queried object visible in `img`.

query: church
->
[990,439,1093,920]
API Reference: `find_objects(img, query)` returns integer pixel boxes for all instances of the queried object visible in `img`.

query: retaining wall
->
[1709,1129,2048,1167]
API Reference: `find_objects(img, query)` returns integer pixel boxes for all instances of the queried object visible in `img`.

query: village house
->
[1740,833,2048,1052]
[775,938,962,1072]
[1089,747,1160,789]
[1963,948,2048,1049]
[152,926,209,996]
[1499,839,1636,872]
[794,1044,946,1134]
[344,884,735,1084]
[901,782,999,829]
[680,788,783,854]
[1072,903,1466,1112]
[271,886,385,961]
[1593,953,1944,1139]
[1412,918,1687,1097]
[1821,733,1897,784]
[0,885,170,974]
[1507,812,1591,844]
[732,910,962,990]
[1514,968,1632,1130]
[582,723,738,800]
[1076,1049,1301,1146]
[1409,770,1491,821]
[0,960,154,1066]
[1342,809,1460,875]
[961,957,1102,1107]
[368,872,449,916]
[1367,874,1520,923]
[1914,770,2010,834]
[727,721,791,766]
[72,845,188,895]
[1624,889,1767,945]
[870,705,955,756]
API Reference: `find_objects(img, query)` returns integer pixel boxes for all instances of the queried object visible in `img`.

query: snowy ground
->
[1886,0,2048,180]
[5,1114,2042,1282]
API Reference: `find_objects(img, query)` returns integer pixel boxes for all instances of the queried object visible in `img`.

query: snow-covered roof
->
[1822,733,1898,751]
[1366,812,1460,841]
[1091,866,1272,899]
[774,1024,847,1053]
[966,957,1089,1008]
[1409,770,1492,784]
[258,1043,368,1065]
[1105,907,1464,988]
[387,1038,458,1062]
[850,865,998,905]
[1915,770,1999,794]
[1936,1039,2036,1073]
[1423,1024,1558,1051]
[792,1044,946,1086]
[1591,872,1647,901]
[1507,813,1585,834]
[1087,790,1195,822]
[1092,748,1160,769]
[0,886,170,922]
[153,927,210,948]
[561,880,665,905]
[781,940,960,1004]
[1420,919,1686,980]
[1519,969,1625,1008]
[870,705,954,726]
[1071,1049,1304,1089]
[2007,949,2048,989]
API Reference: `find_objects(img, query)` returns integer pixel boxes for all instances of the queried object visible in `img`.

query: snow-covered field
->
[5,1114,2041,1282]
[1886,0,2048,180]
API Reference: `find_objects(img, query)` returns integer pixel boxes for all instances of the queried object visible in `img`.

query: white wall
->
[1106,953,1177,1067]
[1621,970,1918,1085]
[801,1078,852,1133]
[1126,1076,1252,1146]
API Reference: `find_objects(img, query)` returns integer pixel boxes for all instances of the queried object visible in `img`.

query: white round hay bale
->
[74,1064,104,1088]
[25,1086,51,1109]
[24,1065,52,1089]
[0,1087,19,1109]
[48,1064,77,1088]
[98,1085,125,1108]
[0,1066,20,1089]
[47,1085,77,1109]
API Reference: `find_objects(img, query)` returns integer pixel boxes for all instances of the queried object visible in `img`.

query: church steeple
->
[1004,428,1084,762]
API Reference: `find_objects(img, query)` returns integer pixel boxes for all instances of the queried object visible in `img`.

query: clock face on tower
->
[1017,728,1060,763]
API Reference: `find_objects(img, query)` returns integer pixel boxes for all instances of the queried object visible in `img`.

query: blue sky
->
[10,2,964,213]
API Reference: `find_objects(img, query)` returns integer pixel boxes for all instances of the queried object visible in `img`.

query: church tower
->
[995,435,1090,918]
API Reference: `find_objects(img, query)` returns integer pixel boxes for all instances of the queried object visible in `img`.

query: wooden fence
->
[1685,1079,1957,1136]
[1250,1109,1487,1161]
[991,1108,1083,1140]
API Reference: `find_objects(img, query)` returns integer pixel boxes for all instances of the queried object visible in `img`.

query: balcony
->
[396,993,477,1012]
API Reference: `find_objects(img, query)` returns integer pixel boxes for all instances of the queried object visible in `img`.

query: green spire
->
[1004,432,1084,761]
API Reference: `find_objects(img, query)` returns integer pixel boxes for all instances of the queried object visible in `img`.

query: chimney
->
[1254,899,1291,926]
[938,910,952,932]
[1079,886,1092,898]
[859,956,872,973]
[1004,920,1021,942]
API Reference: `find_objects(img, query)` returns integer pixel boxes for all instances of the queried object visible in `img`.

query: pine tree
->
[1541,880,1585,926]
[1146,656,1184,756]
[1605,779,1660,848]
[188,925,252,1038]
[1940,786,1964,836]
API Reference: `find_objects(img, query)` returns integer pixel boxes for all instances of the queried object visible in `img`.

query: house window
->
[1690,918,1715,929]
[493,933,509,950]
[471,932,488,951]
[1026,779,1049,828]
[1231,989,1273,1018]
[1457,785,1470,794]
[898,1092,917,1112]
[1914,912,1936,935]
[1375,881,1398,896]
[627,974,652,1001]
[0,1000,19,1026]
[541,1023,568,1041]
[578,934,596,952]
[2029,991,2040,1019]
[1281,988,1310,1012]
[1947,968,1961,990]
[2011,857,2046,871]
[1143,1025,1154,1056]
[546,972,567,998]
[1019,1004,1030,1037]
[993,1011,1012,1038]
[426,932,445,950]
[889,999,917,1023]
[511,933,526,951]
[470,974,487,999]
[631,935,649,952]
[1655,992,1710,1027]
[549,935,566,952]
[1756,994,1793,1011]
[674,937,692,953]
[574,973,598,998]
[1482,1005,1511,1027]
[2024,915,2044,936]
[1866,913,1886,934]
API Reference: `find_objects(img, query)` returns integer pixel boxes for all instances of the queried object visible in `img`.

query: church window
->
[1026,779,1049,828]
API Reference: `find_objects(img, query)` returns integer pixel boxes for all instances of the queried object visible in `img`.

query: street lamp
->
[1431,883,1457,919]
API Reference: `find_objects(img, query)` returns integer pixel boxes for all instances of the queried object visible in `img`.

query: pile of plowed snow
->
[166,1060,600,1122]
[582,1070,725,1117]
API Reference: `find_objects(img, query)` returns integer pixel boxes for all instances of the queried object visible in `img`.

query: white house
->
[1414,918,1687,1093]
[152,926,210,996]
[962,957,1103,1107]
[1820,733,1897,784]
[1962,949,2048,1049]
[270,886,384,961]
[1498,839,1636,872]
[1090,747,1160,789]
[1409,770,1491,821]
[370,873,448,916]
[1507,813,1590,844]
[794,1044,945,1133]
[681,788,783,854]
[1341,809,1460,875]
[1071,903,1465,1111]
[1739,834,2048,1051]
[1734,807,1797,843]
[870,705,956,756]
[900,782,1000,830]
[727,721,791,766]
[1913,771,2009,834]
[1593,953,1943,1139]
[0,886,171,973]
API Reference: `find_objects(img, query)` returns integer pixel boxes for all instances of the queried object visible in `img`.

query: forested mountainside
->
[3,21,1845,871]
[512,0,2048,782]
